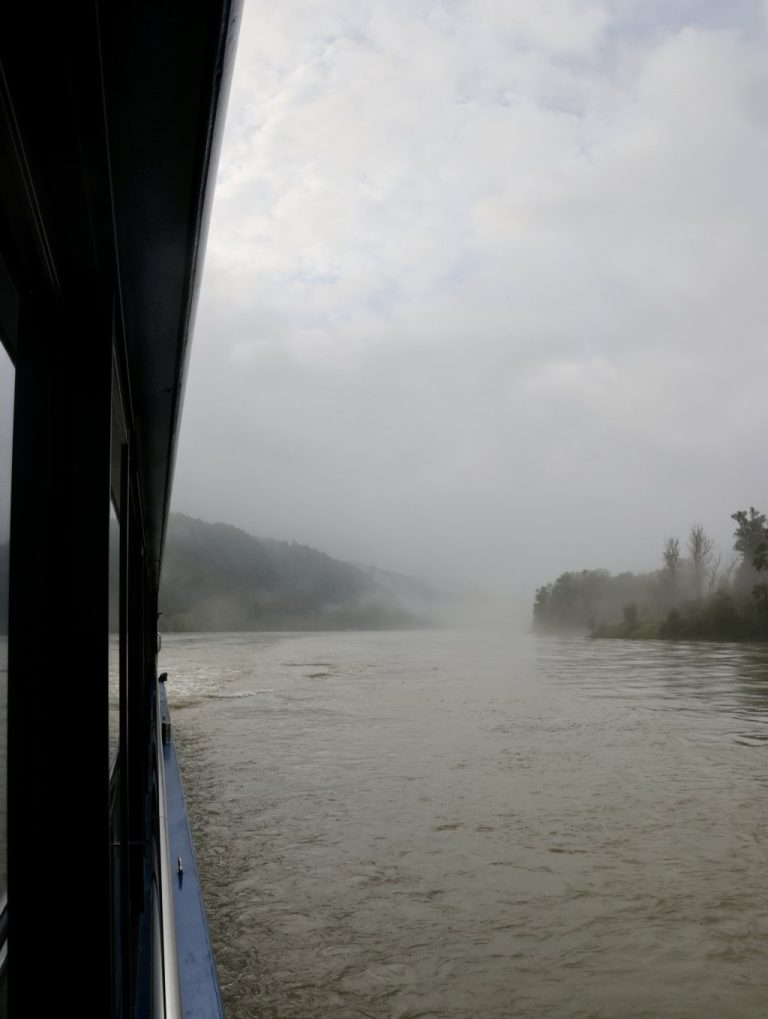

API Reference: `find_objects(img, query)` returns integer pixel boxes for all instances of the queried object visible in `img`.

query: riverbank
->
[592,620,662,639]
[591,596,768,642]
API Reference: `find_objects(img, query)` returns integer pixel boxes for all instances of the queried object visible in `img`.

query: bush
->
[622,603,638,630]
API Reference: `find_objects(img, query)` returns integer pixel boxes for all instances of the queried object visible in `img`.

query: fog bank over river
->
[162,630,768,1018]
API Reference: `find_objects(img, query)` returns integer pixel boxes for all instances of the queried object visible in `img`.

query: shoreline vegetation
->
[533,508,768,643]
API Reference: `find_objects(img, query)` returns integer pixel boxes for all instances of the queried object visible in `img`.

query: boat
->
[0,1,241,1014]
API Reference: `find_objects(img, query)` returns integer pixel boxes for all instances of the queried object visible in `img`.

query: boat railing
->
[155,680,183,1019]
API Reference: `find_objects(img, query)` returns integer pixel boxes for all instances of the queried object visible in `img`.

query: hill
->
[0,513,446,633]
[157,513,432,631]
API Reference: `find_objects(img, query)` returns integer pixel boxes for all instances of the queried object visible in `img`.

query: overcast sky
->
[171,0,768,599]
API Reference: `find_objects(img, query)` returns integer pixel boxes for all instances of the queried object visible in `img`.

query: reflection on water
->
[162,631,768,1019]
[538,637,768,743]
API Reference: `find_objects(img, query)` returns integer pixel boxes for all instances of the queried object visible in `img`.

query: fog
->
[0,5,765,606]
[166,1,768,606]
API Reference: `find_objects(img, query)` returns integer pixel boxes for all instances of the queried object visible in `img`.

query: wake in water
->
[164,630,768,1019]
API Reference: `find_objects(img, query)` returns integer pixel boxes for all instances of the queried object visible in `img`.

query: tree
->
[722,556,738,589]
[622,602,638,630]
[688,523,714,600]
[731,507,768,594]
[578,568,607,629]
[731,507,767,561]
[532,585,550,628]
[707,554,722,597]
[662,537,680,604]
[663,537,680,574]
[748,519,768,612]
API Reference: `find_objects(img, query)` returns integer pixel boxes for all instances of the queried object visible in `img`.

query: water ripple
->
[164,631,768,1019]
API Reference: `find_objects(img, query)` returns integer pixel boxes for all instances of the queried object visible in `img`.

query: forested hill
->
[156,513,434,631]
[0,514,443,633]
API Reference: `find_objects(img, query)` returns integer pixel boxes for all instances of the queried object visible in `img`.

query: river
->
[160,630,768,1018]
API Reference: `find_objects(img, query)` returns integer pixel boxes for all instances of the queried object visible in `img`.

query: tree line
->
[532,507,768,641]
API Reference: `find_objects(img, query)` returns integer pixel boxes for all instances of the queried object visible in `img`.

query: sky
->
[170,0,768,600]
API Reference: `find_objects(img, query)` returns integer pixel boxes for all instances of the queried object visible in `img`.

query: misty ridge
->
[150,513,449,632]
[0,514,468,636]
[533,507,768,642]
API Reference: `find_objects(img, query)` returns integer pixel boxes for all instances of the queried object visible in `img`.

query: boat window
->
[109,358,127,772]
[0,341,12,904]
[109,500,119,766]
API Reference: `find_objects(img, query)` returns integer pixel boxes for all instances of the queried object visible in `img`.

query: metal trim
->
[156,683,183,1019]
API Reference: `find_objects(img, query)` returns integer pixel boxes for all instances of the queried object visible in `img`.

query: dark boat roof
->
[0,1,241,579]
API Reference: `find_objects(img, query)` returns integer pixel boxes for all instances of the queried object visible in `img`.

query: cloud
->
[174,0,768,595]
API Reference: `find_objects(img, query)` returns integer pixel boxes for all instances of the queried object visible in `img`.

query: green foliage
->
[591,601,661,639]
[532,568,660,633]
[622,602,638,629]
[731,507,768,597]
[658,609,682,639]
[534,506,768,642]
[532,569,615,632]
[731,507,767,560]
[657,591,765,641]
[753,543,768,574]
[593,618,660,639]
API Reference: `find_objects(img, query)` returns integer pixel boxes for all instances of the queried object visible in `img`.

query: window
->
[109,501,119,766]
[0,340,13,904]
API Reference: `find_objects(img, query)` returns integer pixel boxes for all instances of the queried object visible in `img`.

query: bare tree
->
[688,523,715,600]
[663,537,680,574]
[662,537,681,605]
[721,556,738,590]
[707,554,722,597]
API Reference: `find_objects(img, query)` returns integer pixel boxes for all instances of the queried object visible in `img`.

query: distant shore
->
[591,622,768,642]
[533,509,768,645]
